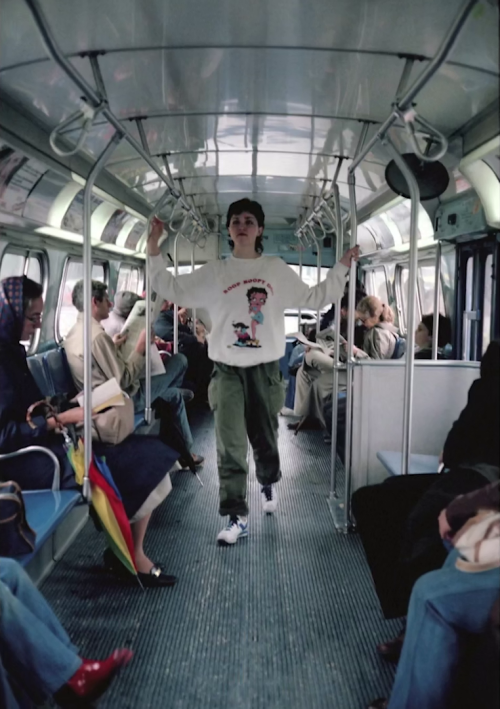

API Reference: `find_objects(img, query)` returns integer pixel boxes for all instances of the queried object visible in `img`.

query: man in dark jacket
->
[352,340,499,621]
[154,301,212,401]
[369,482,500,709]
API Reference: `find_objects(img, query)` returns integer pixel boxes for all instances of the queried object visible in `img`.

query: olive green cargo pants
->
[208,361,286,517]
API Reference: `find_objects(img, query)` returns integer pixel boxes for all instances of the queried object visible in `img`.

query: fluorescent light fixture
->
[35,225,83,244]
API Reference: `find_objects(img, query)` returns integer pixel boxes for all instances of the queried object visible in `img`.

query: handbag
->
[90,395,135,445]
[453,510,500,568]
[0,480,36,556]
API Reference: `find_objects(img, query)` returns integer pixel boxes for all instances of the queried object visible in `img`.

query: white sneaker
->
[217,516,248,546]
[261,485,277,514]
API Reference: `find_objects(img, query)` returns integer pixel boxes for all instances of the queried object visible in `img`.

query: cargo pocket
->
[208,371,218,411]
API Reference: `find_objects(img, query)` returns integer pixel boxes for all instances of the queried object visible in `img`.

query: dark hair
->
[421,314,452,349]
[22,277,43,314]
[226,198,265,254]
[72,279,108,312]
[481,340,499,380]
[232,322,249,329]
[341,288,367,312]
[246,287,268,302]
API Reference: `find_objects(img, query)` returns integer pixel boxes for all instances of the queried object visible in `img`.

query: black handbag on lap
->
[0,480,37,556]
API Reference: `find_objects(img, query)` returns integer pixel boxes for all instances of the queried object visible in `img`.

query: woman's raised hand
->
[339,246,360,267]
[147,216,164,255]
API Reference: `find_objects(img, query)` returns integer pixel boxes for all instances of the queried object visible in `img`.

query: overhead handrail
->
[49,99,105,157]
[24,0,209,235]
[396,108,449,163]
[82,132,124,499]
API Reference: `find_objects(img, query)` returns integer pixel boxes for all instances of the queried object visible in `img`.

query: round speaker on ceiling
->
[385,153,450,201]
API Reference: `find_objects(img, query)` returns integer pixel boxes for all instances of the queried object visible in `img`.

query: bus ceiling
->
[0,0,498,252]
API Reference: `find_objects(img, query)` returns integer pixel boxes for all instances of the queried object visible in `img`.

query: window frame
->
[55,257,108,343]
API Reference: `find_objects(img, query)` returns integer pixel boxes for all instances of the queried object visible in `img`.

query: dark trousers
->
[351,468,489,618]
[208,361,285,517]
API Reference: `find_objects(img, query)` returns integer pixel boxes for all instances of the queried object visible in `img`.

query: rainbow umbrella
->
[88,454,138,577]
[63,431,137,577]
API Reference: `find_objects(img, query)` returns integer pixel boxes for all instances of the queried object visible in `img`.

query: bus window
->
[417,264,445,316]
[116,265,143,295]
[482,254,493,354]
[26,256,41,284]
[116,265,132,293]
[289,264,329,286]
[57,259,106,341]
[367,267,388,305]
[0,251,25,278]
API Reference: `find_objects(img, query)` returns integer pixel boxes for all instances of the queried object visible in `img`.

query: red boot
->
[55,648,133,706]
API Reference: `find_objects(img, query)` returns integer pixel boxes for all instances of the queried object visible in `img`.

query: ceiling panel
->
[1,0,497,75]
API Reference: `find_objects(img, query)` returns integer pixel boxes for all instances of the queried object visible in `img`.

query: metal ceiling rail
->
[23,0,209,235]
[296,139,368,243]
[348,0,478,175]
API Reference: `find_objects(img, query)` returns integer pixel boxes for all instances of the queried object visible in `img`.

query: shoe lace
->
[262,485,273,501]
[227,517,239,530]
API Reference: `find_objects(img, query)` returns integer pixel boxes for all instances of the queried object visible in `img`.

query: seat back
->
[391,337,406,359]
[27,353,52,397]
[45,348,77,398]
[27,347,77,398]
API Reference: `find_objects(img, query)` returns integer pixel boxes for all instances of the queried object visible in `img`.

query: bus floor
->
[39,409,400,709]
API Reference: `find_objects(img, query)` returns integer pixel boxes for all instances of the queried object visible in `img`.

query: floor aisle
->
[41,410,398,709]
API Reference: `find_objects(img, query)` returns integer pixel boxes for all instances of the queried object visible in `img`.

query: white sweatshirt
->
[150,253,348,367]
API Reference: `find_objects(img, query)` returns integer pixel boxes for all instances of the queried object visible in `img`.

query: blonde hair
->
[357,295,394,324]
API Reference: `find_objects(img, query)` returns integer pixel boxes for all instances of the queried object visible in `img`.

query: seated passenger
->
[154,300,213,402]
[101,290,141,339]
[352,296,399,359]
[415,313,452,359]
[0,557,132,708]
[352,340,499,626]
[64,280,203,469]
[292,287,366,430]
[369,481,500,709]
[102,290,193,400]
[0,276,180,586]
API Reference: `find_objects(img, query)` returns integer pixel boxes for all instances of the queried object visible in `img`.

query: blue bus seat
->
[44,348,77,398]
[134,413,146,429]
[377,450,440,476]
[391,337,406,359]
[16,489,87,585]
[27,353,52,396]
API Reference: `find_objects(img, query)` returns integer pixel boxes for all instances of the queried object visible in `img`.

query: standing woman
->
[0,276,179,587]
[148,198,359,545]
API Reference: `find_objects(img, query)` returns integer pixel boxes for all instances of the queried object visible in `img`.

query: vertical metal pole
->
[315,233,322,330]
[343,172,358,527]
[298,245,303,329]
[82,132,123,498]
[173,233,181,354]
[432,241,442,359]
[384,135,421,476]
[145,189,172,425]
[191,242,197,332]
[329,183,343,499]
